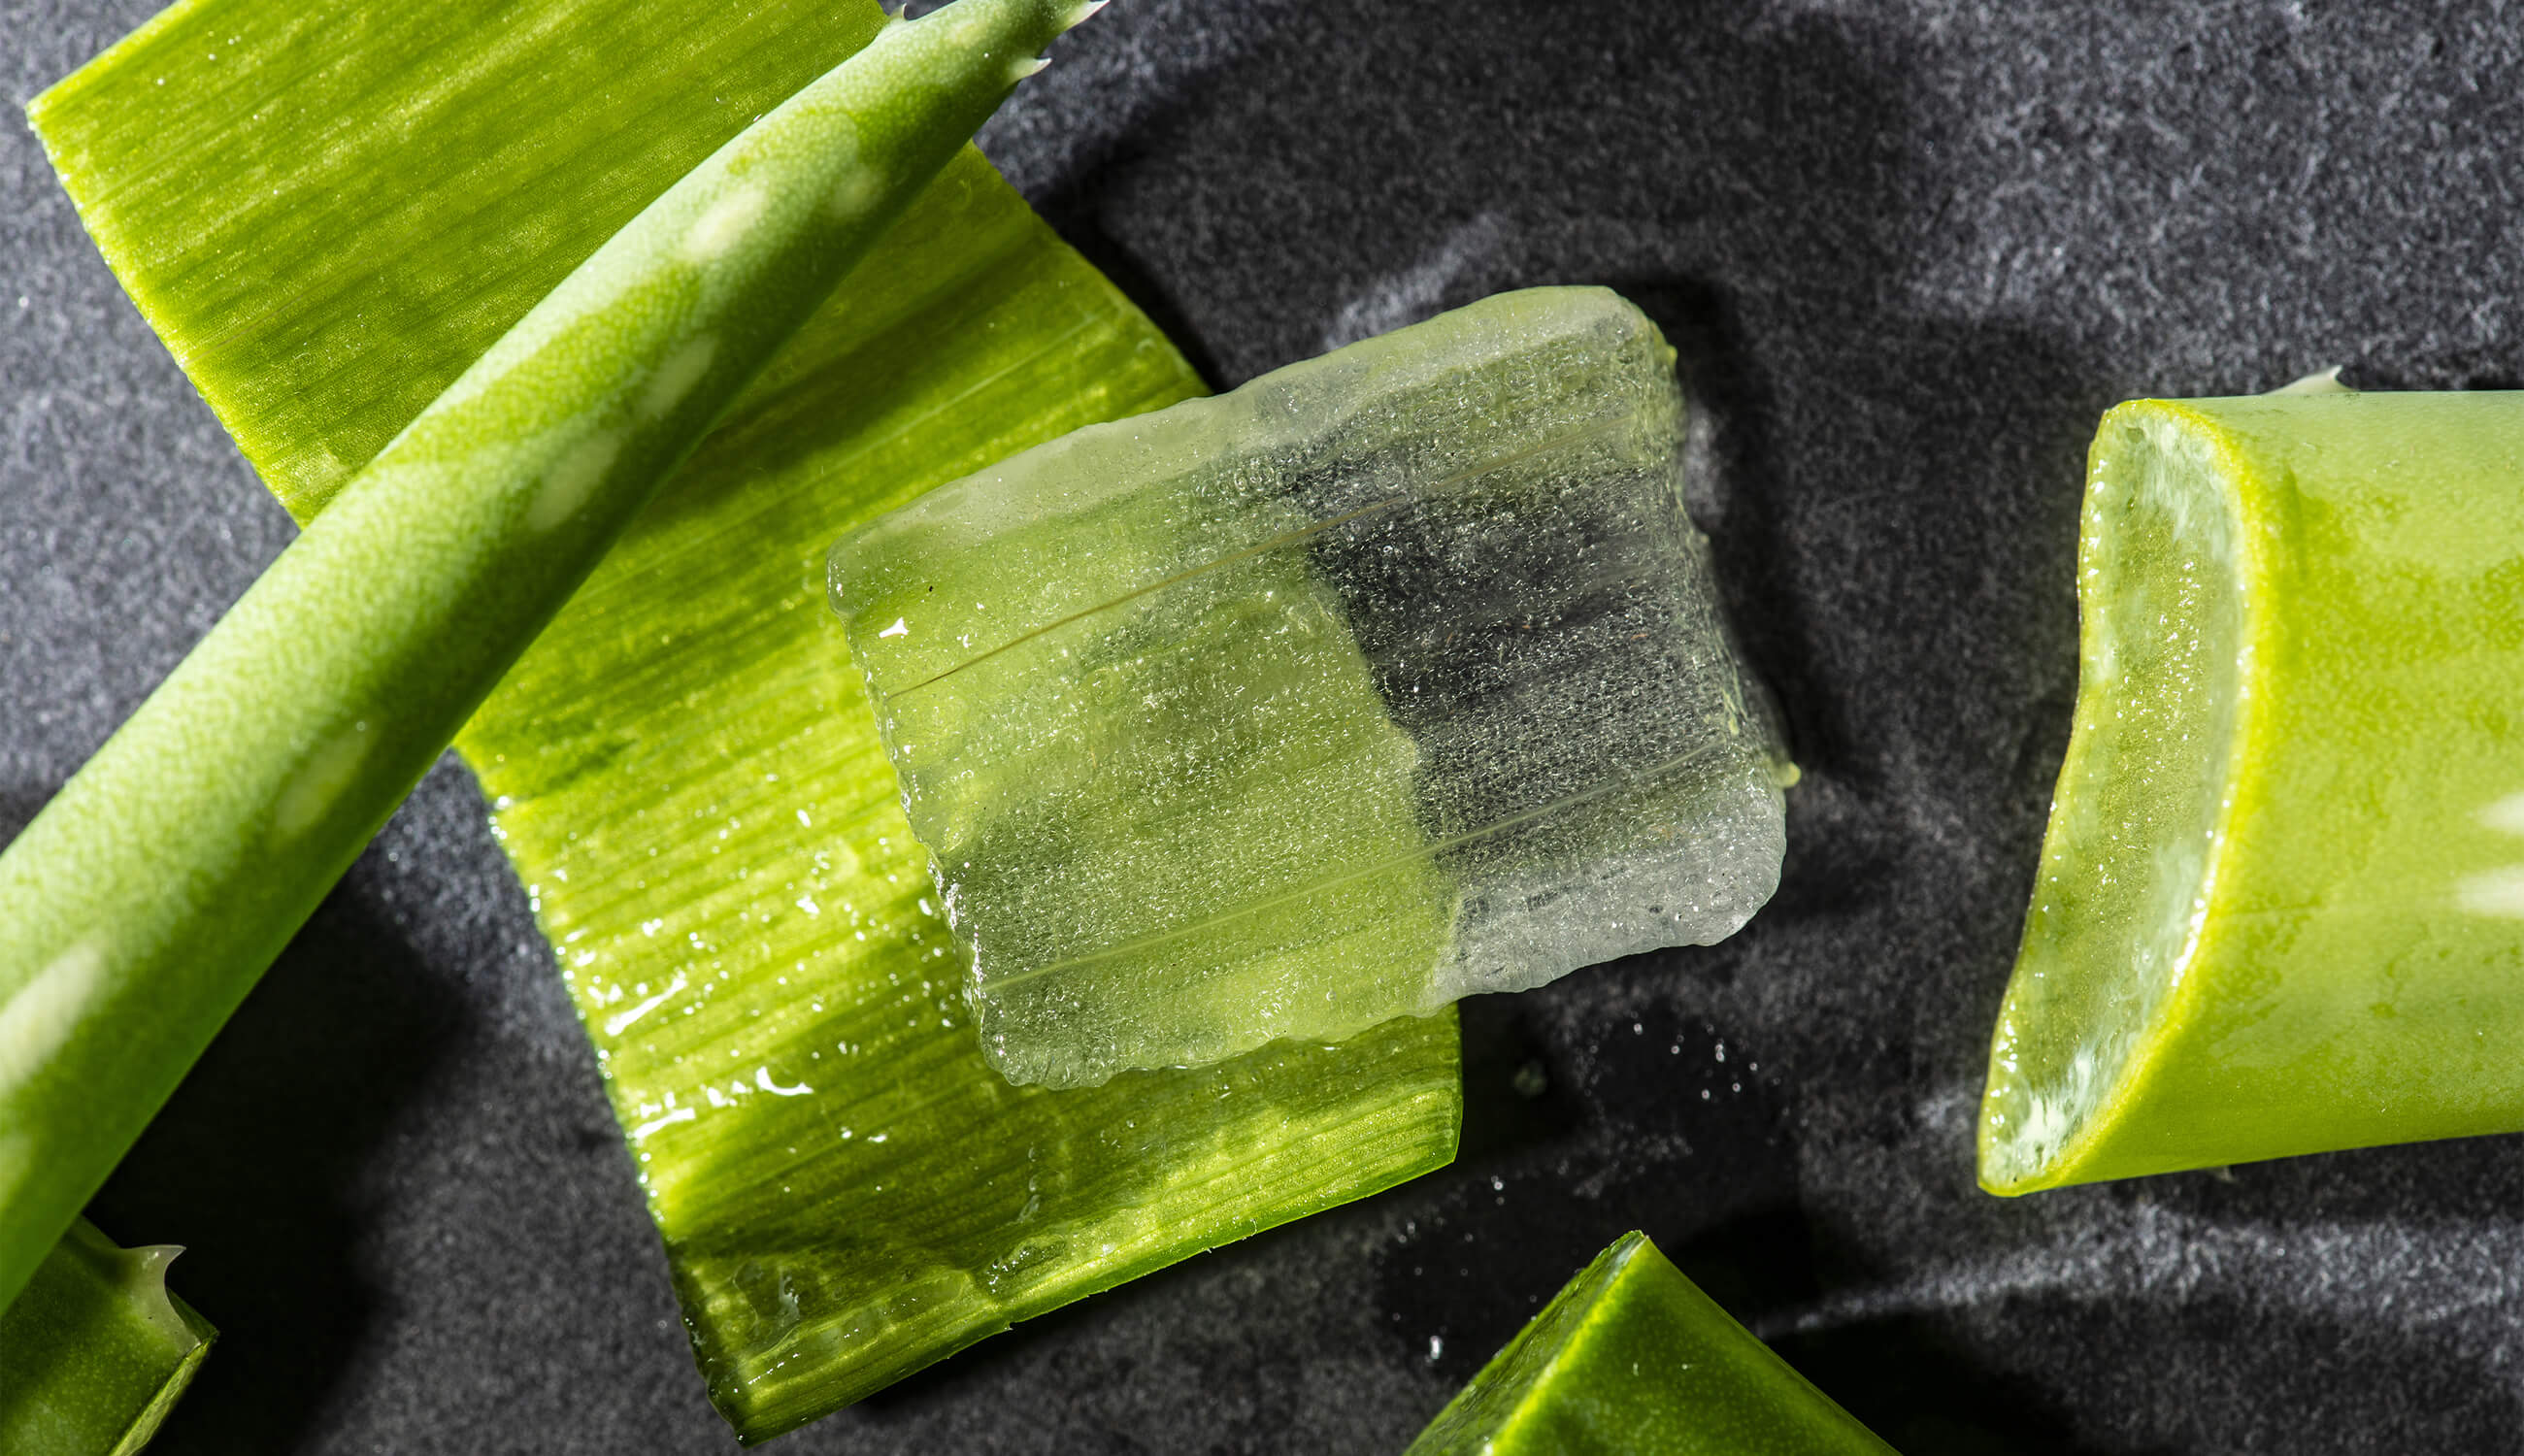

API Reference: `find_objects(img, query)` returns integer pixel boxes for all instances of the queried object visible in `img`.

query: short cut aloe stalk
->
[1406,1231,1894,1455]
[0,1219,214,1456]
[1982,388,2524,1193]
[33,0,1462,1437]
[0,0,1099,1314]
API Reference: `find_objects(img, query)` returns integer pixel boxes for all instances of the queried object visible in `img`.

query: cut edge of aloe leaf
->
[1407,1231,1644,1452]
[0,1218,215,1456]
[1405,1229,1895,1455]
[1978,400,2258,1195]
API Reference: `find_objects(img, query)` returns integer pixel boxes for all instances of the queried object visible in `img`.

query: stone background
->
[5,0,2522,1450]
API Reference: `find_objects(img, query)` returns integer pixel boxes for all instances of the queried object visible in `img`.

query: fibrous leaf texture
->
[31,0,1461,1439]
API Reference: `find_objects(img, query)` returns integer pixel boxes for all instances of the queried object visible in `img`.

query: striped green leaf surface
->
[31,0,1462,1439]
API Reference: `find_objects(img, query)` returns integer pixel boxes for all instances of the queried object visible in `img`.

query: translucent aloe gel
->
[833,286,1792,1088]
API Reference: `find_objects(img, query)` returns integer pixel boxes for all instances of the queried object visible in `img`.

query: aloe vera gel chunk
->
[1982,389,2524,1193]
[1406,1231,1893,1456]
[830,286,1789,1088]
[0,1220,213,1456]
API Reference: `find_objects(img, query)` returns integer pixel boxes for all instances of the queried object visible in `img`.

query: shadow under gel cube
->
[829,286,1790,1089]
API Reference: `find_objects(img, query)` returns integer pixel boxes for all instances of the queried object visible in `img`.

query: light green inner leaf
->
[33,0,1461,1440]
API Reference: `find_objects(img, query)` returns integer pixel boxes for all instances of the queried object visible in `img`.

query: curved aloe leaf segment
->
[28,0,1463,1439]
[1982,389,2524,1193]
[0,0,1091,1320]
[1406,1231,1894,1455]
[0,1219,214,1456]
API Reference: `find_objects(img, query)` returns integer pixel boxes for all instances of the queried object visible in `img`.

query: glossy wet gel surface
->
[1981,413,2245,1187]
[833,286,1788,1088]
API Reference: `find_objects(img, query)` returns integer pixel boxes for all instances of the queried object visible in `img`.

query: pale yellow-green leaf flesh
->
[32,0,1461,1439]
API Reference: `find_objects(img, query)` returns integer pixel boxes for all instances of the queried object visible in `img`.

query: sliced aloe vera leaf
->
[1406,1231,1893,1455]
[1982,389,2524,1193]
[32,0,1461,1438]
[0,1219,214,1456]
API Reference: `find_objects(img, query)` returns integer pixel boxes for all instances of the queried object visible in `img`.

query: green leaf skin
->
[0,0,1091,1317]
[1407,1232,1896,1456]
[31,0,1463,1439]
[0,1219,215,1456]
[1982,390,2524,1193]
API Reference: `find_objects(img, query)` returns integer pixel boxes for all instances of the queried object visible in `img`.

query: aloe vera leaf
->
[0,0,1088,1319]
[1407,1232,1895,1456]
[0,1219,214,1456]
[31,0,1464,1439]
[1981,390,2524,1193]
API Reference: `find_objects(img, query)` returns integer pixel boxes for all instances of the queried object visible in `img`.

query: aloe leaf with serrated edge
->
[0,1219,214,1456]
[29,0,1463,1441]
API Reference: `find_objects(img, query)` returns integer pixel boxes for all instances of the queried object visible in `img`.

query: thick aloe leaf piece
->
[1407,1231,1895,1456]
[1981,389,2524,1193]
[30,0,1462,1440]
[0,1219,214,1456]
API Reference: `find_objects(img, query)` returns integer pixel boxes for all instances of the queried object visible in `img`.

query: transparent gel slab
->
[830,286,1788,1088]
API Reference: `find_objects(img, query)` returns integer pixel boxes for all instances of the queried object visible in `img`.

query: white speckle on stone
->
[270,718,378,842]
[681,183,770,262]
[639,334,718,420]
[527,431,624,532]
[0,939,109,1090]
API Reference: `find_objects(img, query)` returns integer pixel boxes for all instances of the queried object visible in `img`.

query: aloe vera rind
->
[1982,390,2524,1193]
[1407,1231,1894,1455]
[0,1219,214,1456]
[0,0,1088,1317]
[33,0,1463,1438]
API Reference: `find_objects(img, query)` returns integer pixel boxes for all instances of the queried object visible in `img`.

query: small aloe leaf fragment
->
[1407,1231,1895,1455]
[30,0,1463,1439]
[0,1219,215,1456]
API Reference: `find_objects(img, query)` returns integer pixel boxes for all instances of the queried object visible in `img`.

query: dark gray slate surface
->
[5,0,2522,1450]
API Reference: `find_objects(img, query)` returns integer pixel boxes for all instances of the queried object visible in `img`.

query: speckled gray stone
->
[6,1,2523,1452]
